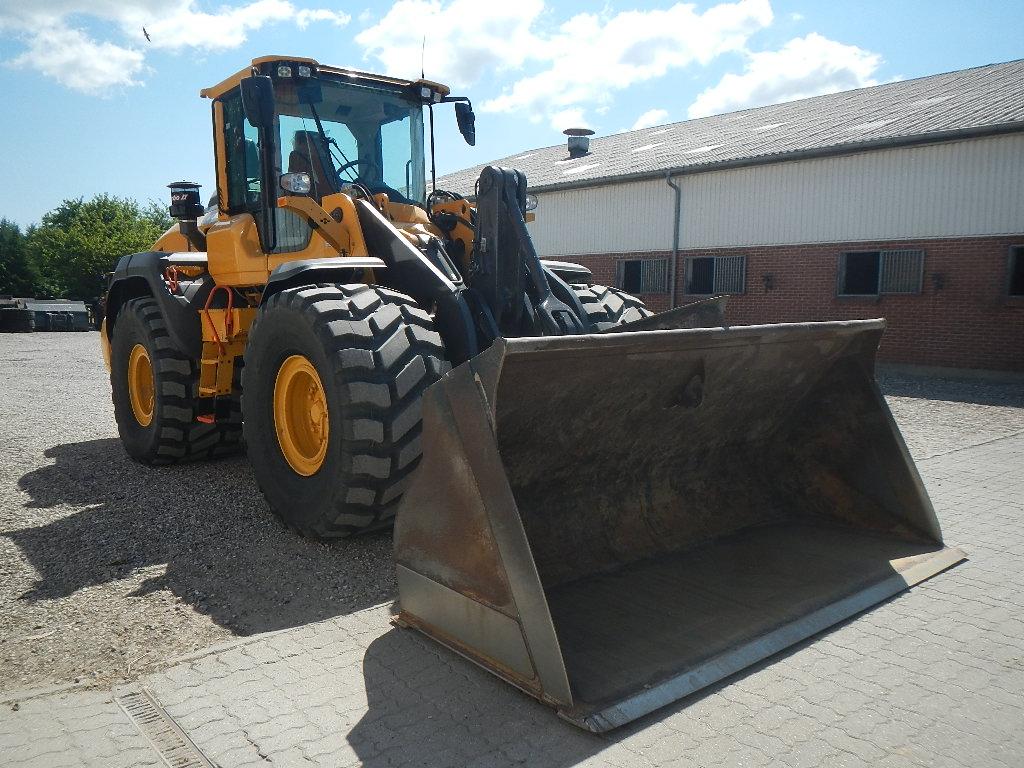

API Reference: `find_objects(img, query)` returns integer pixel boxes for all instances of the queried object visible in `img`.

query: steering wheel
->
[335,158,375,182]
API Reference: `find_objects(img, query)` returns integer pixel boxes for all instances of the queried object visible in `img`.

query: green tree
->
[0,219,41,297]
[141,199,174,233]
[27,195,170,299]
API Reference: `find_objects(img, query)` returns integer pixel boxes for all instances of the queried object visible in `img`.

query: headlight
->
[277,65,293,78]
[524,194,538,212]
[298,65,312,78]
[280,172,311,194]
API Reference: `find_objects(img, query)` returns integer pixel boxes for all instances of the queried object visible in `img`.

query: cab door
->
[206,88,271,286]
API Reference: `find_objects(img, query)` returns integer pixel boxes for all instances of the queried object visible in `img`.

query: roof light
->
[297,65,312,78]
[277,65,292,78]
[420,86,432,99]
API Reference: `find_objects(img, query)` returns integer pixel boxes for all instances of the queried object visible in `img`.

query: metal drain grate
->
[115,686,215,768]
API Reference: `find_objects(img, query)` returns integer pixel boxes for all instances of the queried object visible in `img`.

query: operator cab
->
[200,57,475,262]
[275,70,426,205]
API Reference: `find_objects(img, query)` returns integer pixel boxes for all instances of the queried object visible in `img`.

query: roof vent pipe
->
[564,127,595,158]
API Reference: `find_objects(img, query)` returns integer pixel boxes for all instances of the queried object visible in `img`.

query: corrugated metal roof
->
[437,59,1024,195]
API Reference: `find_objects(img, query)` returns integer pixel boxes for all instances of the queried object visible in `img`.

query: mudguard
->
[105,252,212,359]
[262,256,387,302]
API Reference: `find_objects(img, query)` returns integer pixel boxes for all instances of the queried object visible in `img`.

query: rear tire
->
[571,284,653,330]
[110,297,242,464]
[242,284,448,538]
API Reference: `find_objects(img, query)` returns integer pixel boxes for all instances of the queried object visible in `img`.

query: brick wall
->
[568,235,1024,371]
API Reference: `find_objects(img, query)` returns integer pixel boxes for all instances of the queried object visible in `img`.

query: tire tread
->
[571,283,653,330]
[112,297,242,465]
[244,284,448,538]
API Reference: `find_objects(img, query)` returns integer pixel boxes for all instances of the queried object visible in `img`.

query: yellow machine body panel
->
[430,198,476,268]
[205,214,268,286]
[153,225,195,253]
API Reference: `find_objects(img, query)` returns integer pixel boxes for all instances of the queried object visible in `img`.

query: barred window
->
[838,250,924,296]
[616,258,669,294]
[1009,246,1024,296]
[685,255,746,294]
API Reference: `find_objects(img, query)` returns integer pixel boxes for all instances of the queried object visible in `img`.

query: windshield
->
[274,77,425,205]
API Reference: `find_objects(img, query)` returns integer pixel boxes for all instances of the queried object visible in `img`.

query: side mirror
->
[240,76,275,129]
[455,102,476,146]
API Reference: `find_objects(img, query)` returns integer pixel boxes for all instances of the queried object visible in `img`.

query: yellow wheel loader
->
[100,56,963,731]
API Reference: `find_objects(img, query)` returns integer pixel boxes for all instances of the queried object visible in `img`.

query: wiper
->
[307,101,357,183]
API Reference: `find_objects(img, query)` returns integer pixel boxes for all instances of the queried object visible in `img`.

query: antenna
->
[420,35,426,79]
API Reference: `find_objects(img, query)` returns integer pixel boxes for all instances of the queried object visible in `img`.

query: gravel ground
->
[1,332,1022,694]
[0,333,394,692]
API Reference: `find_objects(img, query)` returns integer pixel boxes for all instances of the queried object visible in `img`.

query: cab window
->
[222,92,261,215]
[221,89,311,252]
[380,114,417,201]
[273,78,425,205]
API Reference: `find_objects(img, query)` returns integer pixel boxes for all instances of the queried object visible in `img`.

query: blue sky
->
[0,0,1021,227]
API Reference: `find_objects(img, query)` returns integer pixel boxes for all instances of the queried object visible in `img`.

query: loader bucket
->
[394,319,964,732]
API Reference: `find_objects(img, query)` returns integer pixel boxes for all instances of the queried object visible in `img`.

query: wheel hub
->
[273,354,330,476]
[127,343,155,427]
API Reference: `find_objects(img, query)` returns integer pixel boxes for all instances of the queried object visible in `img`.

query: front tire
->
[242,284,447,538]
[110,297,242,464]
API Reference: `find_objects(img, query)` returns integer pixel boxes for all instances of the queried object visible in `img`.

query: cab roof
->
[199,55,450,101]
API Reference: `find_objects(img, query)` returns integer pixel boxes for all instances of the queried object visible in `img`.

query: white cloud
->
[549,107,589,132]
[295,8,351,30]
[356,0,546,88]
[0,1,352,92]
[356,0,772,128]
[631,108,669,130]
[480,0,773,126]
[9,24,145,91]
[120,1,298,51]
[687,33,882,118]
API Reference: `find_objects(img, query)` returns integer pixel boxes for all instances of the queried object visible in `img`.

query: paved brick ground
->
[0,691,160,767]
[2,395,1022,766]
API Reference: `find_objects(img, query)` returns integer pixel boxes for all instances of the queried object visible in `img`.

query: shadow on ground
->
[342,587,920,768]
[345,628,606,767]
[9,438,394,635]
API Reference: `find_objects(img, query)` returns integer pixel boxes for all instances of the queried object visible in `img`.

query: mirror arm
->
[277,196,347,252]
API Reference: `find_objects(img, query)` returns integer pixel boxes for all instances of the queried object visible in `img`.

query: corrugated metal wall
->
[527,134,1024,255]
[526,178,674,254]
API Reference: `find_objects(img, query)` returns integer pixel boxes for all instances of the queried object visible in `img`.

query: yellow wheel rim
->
[273,355,330,476]
[127,343,155,427]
